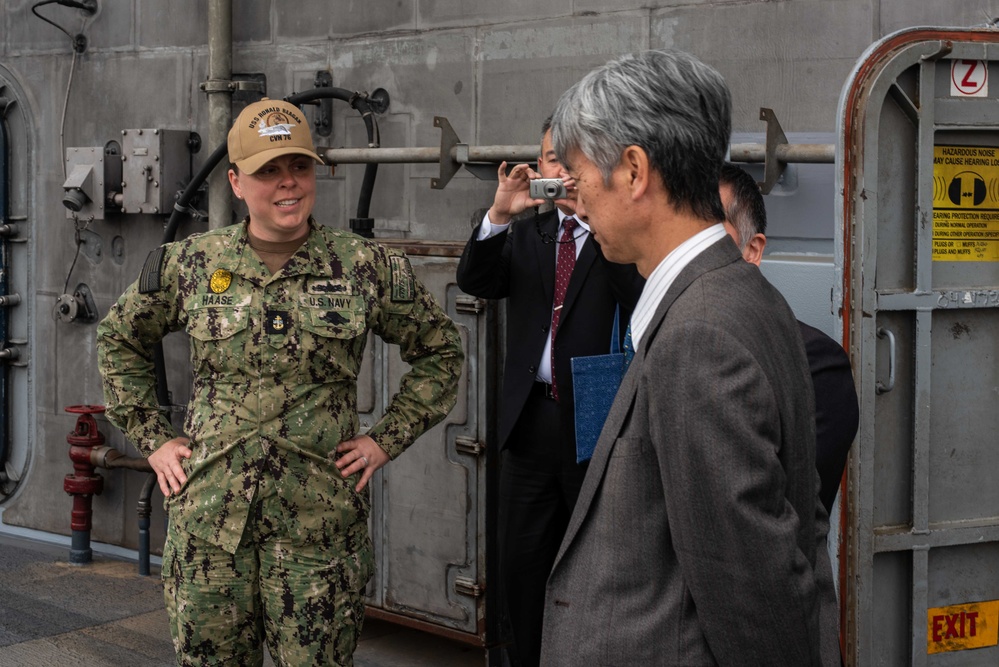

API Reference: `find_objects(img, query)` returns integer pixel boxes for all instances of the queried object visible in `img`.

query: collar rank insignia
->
[210,269,232,294]
[265,309,291,335]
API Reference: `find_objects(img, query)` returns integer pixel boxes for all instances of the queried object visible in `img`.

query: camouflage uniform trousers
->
[162,493,371,666]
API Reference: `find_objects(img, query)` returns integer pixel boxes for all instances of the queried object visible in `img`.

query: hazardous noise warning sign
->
[933,145,999,261]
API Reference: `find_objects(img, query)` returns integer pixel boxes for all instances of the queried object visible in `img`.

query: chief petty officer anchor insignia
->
[266,312,290,334]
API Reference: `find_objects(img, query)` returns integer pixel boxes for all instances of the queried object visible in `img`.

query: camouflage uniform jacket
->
[97,221,464,554]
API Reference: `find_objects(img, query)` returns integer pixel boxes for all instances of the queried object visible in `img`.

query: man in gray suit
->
[540,50,840,666]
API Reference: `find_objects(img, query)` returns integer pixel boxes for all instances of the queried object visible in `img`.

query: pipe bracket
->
[759,107,789,195]
[432,116,463,190]
[200,78,264,95]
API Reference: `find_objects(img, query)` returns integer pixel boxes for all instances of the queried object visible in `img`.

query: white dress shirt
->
[479,209,590,383]
[629,224,727,351]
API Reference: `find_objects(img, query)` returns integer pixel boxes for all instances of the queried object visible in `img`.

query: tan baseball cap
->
[227,98,324,174]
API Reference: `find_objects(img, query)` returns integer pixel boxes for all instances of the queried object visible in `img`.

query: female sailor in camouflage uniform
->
[97,98,464,666]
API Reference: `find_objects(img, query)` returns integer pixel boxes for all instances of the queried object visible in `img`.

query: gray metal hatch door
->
[0,96,10,478]
[358,248,492,645]
[837,26,999,666]
[0,92,8,487]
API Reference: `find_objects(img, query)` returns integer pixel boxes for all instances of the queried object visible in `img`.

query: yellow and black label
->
[927,600,999,654]
[933,145,999,261]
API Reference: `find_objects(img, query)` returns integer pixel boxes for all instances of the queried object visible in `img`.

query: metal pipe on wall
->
[319,108,833,195]
[322,145,541,165]
[88,445,153,472]
[323,143,836,167]
[137,473,157,576]
[207,0,232,231]
[729,143,836,164]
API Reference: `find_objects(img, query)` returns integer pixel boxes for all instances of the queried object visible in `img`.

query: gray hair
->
[719,162,767,249]
[551,49,731,222]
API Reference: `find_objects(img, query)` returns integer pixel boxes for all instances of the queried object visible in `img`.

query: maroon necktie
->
[550,217,578,400]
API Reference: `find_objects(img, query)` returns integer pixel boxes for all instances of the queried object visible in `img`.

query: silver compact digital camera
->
[529,178,568,200]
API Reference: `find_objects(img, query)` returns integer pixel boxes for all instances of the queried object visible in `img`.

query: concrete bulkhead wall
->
[0,0,990,552]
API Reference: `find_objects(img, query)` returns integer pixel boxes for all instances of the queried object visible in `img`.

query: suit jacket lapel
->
[556,234,597,333]
[551,236,742,569]
[638,238,741,355]
[534,211,558,306]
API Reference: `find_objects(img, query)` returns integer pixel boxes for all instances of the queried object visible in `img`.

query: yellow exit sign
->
[927,600,999,654]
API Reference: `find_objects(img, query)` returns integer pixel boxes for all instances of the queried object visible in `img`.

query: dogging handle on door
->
[876,327,895,394]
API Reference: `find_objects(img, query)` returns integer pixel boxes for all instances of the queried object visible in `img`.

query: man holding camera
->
[456,118,643,667]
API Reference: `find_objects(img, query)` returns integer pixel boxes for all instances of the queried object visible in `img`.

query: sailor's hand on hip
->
[148,436,192,497]
[335,434,389,492]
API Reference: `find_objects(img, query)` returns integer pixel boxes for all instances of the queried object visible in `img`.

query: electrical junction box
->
[120,129,190,214]
[63,147,106,220]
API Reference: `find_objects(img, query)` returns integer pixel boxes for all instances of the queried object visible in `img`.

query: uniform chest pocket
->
[298,302,368,382]
[187,305,250,341]
[299,296,366,338]
[186,305,250,380]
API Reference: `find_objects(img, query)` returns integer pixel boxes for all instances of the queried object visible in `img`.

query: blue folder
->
[571,308,626,464]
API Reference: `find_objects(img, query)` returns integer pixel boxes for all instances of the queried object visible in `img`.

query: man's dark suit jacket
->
[541,237,840,666]
[455,209,643,452]
[799,321,859,514]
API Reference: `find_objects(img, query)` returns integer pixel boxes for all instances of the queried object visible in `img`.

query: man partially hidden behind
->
[456,118,642,666]
[540,50,840,666]
[719,162,859,516]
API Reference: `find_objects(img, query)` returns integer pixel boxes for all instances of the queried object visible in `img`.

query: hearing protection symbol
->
[947,171,987,207]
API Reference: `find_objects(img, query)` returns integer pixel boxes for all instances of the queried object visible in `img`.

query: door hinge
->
[454,576,483,598]
[455,295,486,314]
[455,436,485,456]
